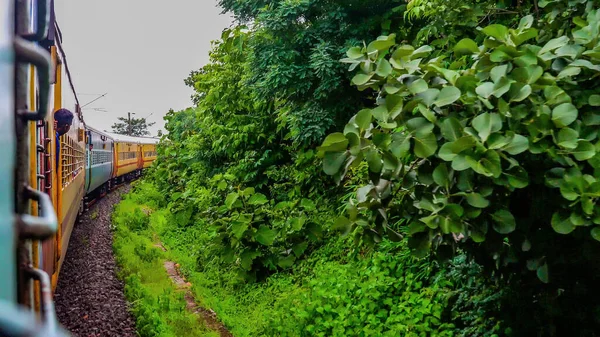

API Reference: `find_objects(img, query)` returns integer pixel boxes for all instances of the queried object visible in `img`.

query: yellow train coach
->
[107,133,159,183]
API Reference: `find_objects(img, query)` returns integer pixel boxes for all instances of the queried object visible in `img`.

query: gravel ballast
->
[55,186,136,337]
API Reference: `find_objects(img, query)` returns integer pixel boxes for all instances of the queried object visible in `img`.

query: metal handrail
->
[21,0,51,42]
[14,37,51,121]
[17,185,58,240]
[0,300,68,337]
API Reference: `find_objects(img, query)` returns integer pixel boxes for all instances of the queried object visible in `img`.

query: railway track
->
[54,185,136,337]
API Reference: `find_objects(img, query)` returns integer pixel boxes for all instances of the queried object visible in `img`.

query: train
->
[1,1,158,335]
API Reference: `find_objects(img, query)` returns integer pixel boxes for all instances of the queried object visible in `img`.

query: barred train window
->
[61,135,85,187]
[144,151,156,157]
[91,151,112,165]
[118,151,137,160]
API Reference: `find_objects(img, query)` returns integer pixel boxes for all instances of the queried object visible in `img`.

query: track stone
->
[55,186,136,337]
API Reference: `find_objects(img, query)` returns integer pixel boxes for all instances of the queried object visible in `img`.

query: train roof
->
[104,132,160,144]
[86,125,114,140]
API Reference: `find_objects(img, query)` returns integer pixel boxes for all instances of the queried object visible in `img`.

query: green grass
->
[112,196,219,337]
[113,181,505,337]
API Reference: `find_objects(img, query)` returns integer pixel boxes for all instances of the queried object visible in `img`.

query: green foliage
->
[321,6,600,280]
[217,0,411,146]
[320,2,600,335]
[111,115,156,137]
[204,176,323,279]
[142,0,600,336]
[267,241,456,337]
[118,183,510,337]
[112,192,216,337]
[122,207,150,232]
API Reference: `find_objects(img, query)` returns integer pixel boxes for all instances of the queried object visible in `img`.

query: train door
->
[137,142,143,174]
[1,0,66,335]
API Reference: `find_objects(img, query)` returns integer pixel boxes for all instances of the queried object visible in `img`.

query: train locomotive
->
[1,1,158,335]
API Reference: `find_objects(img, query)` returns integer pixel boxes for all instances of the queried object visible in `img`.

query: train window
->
[144,151,156,157]
[91,151,112,165]
[118,151,137,160]
[61,135,85,187]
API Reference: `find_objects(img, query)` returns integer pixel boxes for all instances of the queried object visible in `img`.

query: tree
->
[111,113,155,136]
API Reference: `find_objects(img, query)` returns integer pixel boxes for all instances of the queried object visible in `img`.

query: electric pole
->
[127,112,136,136]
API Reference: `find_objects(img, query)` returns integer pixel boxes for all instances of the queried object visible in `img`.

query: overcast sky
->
[54,0,233,136]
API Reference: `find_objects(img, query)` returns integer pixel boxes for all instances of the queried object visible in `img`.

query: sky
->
[54,0,233,136]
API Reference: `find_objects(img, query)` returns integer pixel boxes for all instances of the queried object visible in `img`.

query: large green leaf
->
[412,45,433,58]
[352,73,373,86]
[482,24,509,42]
[511,65,543,84]
[346,46,363,59]
[433,86,461,107]
[503,134,529,154]
[225,192,240,210]
[589,95,600,106]
[391,133,411,158]
[475,82,494,98]
[439,136,476,161]
[413,132,438,158]
[366,149,383,172]
[367,34,396,53]
[454,38,479,55]
[292,242,309,257]
[323,151,348,175]
[466,193,490,208]
[551,212,575,234]
[508,83,532,102]
[492,77,513,98]
[430,66,460,85]
[248,193,268,206]
[518,15,534,30]
[491,65,509,83]
[355,109,372,130]
[376,58,393,77]
[551,103,578,128]
[466,150,501,178]
[277,255,296,268]
[255,226,277,246]
[539,36,569,55]
[571,140,596,161]
[320,133,349,152]
[289,217,306,231]
[372,105,389,123]
[433,163,450,187]
[408,78,428,94]
[231,214,252,239]
[491,210,517,234]
[505,167,529,188]
[472,113,503,142]
[557,127,579,149]
[417,88,440,107]
[591,227,600,242]
[240,250,261,271]
[392,45,415,60]
[440,117,463,141]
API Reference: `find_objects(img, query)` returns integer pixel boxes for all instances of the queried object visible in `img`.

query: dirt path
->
[160,245,232,337]
[55,186,136,337]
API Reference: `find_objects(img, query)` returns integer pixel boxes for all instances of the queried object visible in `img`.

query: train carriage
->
[85,127,114,195]
[1,1,160,334]
[140,137,159,168]
[106,132,143,182]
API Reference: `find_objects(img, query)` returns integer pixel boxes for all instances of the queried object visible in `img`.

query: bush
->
[320,8,600,282]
